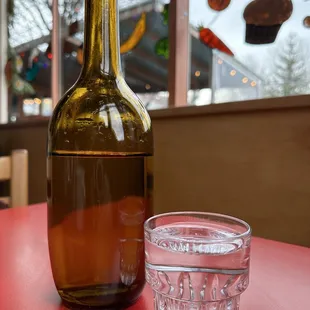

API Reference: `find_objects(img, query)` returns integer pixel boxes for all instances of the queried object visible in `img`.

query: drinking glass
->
[144,212,251,310]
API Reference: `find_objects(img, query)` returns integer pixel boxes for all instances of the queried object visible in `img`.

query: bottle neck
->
[81,0,122,78]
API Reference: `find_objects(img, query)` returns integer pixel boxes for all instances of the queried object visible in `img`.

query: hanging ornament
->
[5,55,23,83]
[207,0,231,12]
[120,13,146,54]
[11,74,35,96]
[76,13,146,65]
[199,27,234,56]
[5,59,13,83]
[162,4,169,25]
[5,48,35,96]
[28,48,40,68]
[243,0,293,44]
[26,62,40,82]
[5,3,35,96]
[77,44,83,65]
[15,55,23,73]
[303,16,310,28]
[154,4,170,59]
[155,37,169,59]
[13,77,24,92]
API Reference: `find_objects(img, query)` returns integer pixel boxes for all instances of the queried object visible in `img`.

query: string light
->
[230,70,236,76]
[242,77,249,84]
[145,84,151,90]
[195,71,201,77]
[34,98,42,105]
[251,81,257,87]
[47,53,53,60]
[218,59,223,65]
[24,99,34,105]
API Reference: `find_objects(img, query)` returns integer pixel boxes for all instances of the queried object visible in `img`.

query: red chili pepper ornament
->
[199,27,234,56]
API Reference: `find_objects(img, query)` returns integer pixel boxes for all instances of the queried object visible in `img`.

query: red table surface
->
[0,204,309,310]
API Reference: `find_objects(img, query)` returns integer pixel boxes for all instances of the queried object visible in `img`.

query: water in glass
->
[145,213,251,310]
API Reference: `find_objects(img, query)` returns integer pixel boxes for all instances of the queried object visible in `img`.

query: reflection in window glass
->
[41,98,53,117]
[62,0,171,111]
[120,1,169,110]
[189,0,310,105]
[8,0,170,120]
[7,0,72,121]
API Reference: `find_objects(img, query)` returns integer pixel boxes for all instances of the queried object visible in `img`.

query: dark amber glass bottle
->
[47,0,153,308]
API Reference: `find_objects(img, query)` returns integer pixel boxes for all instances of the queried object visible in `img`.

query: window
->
[120,0,170,110]
[189,0,310,105]
[6,0,172,121]
[7,0,56,120]
[3,0,310,124]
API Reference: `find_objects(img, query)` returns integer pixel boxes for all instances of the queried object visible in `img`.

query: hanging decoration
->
[5,48,35,96]
[5,59,12,83]
[199,27,234,56]
[207,0,231,12]
[6,0,35,96]
[154,3,233,58]
[26,62,40,82]
[155,4,169,58]
[162,4,169,25]
[303,16,310,28]
[120,13,146,54]
[77,44,84,65]
[5,53,23,83]
[76,13,146,65]
[155,37,169,59]
[243,0,293,44]
[15,55,23,72]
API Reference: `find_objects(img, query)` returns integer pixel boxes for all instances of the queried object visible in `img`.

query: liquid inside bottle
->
[47,0,153,308]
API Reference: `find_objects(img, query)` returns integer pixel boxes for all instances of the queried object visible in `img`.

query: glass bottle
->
[47,0,153,308]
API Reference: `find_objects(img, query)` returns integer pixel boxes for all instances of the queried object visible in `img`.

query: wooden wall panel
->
[152,108,310,246]
[1,103,310,246]
[0,123,47,205]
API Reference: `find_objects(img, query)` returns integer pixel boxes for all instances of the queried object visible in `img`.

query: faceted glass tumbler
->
[144,212,251,310]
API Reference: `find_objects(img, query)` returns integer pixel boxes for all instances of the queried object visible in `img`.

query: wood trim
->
[0,156,11,180]
[11,150,28,208]
[1,94,310,129]
[0,0,8,124]
[150,94,310,120]
[168,0,190,107]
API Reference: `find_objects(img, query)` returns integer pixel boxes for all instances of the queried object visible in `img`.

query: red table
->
[0,204,309,310]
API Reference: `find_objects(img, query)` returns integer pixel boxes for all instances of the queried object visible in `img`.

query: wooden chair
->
[0,150,28,208]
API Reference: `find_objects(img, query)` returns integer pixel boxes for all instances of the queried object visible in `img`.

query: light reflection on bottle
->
[118,196,145,286]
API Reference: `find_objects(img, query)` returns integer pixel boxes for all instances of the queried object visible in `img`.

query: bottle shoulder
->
[48,77,153,155]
